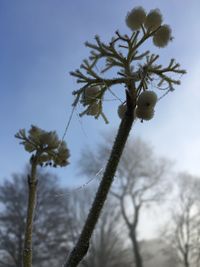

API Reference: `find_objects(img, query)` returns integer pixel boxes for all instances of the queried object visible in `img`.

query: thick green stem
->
[23,157,38,267]
[64,91,135,267]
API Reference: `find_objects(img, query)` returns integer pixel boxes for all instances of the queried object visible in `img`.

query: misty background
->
[0,1,200,266]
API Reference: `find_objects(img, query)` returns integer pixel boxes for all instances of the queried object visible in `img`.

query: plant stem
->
[64,90,135,267]
[23,156,38,267]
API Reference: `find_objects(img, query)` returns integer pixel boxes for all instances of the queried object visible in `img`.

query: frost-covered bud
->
[24,143,35,152]
[82,86,100,105]
[87,102,100,116]
[153,24,172,48]
[40,132,59,148]
[144,9,162,31]
[58,141,69,159]
[38,154,51,164]
[16,125,70,167]
[137,91,157,109]
[135,107,154,121]
[48,132,60,148]
[126,7,146,31]
[118,104,127,119]
[29,125,44,143]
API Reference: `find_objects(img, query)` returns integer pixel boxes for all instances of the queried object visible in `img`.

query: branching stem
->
[64,90,136,267]
[23,156,38,267]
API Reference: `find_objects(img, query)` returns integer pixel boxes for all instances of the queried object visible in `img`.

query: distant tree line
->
[0,135,198,267]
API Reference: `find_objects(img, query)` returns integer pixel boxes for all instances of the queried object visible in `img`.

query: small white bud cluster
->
[126,6,172,48]
[82,86,100,105]
[81,86,101,117]
[15,125,70,167]
[135,91,157,121]
[126,7,146,31]
[87,102,101,116]
[153,24,172,48]
[144,9,162,31]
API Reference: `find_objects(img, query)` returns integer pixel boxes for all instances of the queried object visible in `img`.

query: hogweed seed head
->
[144,9,163,31]
[153,24,172,48]
[126,6,146,31]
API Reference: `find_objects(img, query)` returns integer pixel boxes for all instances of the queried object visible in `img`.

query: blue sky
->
[1,0,200,194]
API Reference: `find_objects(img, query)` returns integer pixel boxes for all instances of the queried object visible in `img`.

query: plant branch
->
[23,155,38,267]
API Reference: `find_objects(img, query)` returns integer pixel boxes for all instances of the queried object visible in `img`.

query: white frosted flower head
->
[144,9,163,31]
[15,125,70,167]
[137,91,157,109]
[153,24,172,48]
[135,107,154,121]
[87,102,100,116]
[117,104,127,119]
[82,86,100,105]
[126,6,146,31]
[29,125,44,144]
[39,131,59,148]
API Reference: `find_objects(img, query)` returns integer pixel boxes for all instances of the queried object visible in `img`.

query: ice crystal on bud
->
[15,125,70,167]
[144,9,163,31]
[153,24,172,48]
[126,6,146,30]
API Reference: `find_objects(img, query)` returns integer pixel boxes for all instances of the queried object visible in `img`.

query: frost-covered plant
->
[15,125,69,267]
[65,6,186,267]
[71,6,185,124]
[15,125,70,167]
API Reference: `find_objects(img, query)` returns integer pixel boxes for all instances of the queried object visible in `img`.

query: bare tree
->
[79,134,169,267]
[162,173,200,267]
[0,169,71,267]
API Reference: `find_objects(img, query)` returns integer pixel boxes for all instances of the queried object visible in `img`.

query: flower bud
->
[24,143,35,152]
[29,125,44,143]
[87,102,100,116]
[144,9,162,31]
[137,91,157,109]
[135,107,154,121]
[153,24,172,48]
[117,104,127,119]
[82,86,100,105]
[126,7,146,31]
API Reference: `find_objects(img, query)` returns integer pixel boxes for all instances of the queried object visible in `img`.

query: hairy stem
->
[23,157,38,267]
[64,90,135,267]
